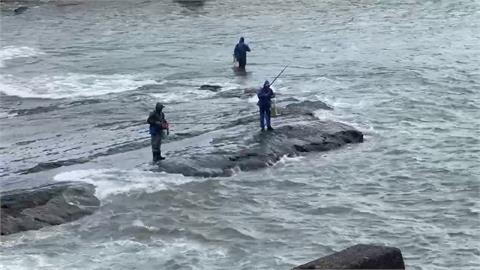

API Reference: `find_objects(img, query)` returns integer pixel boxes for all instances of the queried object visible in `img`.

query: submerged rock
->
[155,100,363,177]
[293,244,405,269]
[174,0,206,10]
[14,6,28,15]
[199,84,222,92]
[1,181,100,235]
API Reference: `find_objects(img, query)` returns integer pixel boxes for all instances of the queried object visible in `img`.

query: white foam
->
[276,154,305,165]
[0,46,45,68]
[313,109,375,135]
[247,94,258,104]
[149,92,201,103]
[148,80,244,103]
[0,73,156,99]
[131,219,159,232]
[0,111,16,119]
[53,168,198,199]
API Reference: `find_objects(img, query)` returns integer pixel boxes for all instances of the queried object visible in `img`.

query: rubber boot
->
[152,152,160,163]
[159,152,166,160]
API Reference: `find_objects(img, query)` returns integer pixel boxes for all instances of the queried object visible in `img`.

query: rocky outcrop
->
[1,181,100,235]
[155,100,363,177]
[293,244,405,269]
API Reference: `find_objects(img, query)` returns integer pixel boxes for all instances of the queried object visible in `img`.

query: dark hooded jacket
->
[147,103,168,136]
[257,81,275,108]
[234,37,251,61]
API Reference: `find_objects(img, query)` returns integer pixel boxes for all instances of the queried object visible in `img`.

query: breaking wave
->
[53,168,201,199]
[0,46,45,68]
[0,73,156,99]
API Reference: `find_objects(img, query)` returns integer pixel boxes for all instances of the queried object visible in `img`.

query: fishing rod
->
[268,65,288,117]
[270,65,288,86]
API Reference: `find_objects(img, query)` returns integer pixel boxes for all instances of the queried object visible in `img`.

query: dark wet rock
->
[68,99,102,106]
[214,87,257,99]
[174,0,206,10]
[1,181,100,235]
[14,6,28,14]
[155,100,363,177]
[293,244,405,269]
[199,84,222,92]
[18,158,89,175]
[284,100,333,116]
[55,1,83,7]
[9,104,61,116]
[17,138,152,175]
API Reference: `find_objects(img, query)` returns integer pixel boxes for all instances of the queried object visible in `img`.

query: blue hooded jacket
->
[147,103,167,136]
[234,37,251,61]
[257,80,275,108]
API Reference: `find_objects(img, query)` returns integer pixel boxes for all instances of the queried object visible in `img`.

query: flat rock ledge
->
[1,181,100,235]
[155,99,363,177]
[293,244,405,269]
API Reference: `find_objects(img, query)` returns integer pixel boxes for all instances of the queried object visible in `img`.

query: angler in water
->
[257,80,275,131]
[147,102,169,162]
[233,37,251,70]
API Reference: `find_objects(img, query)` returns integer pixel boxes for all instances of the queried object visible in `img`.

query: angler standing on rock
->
[233,37,251,70]
[147,102,169,162]
[257,80,275,131]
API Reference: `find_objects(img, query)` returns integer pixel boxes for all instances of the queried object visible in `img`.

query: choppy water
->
[1,0,479,269]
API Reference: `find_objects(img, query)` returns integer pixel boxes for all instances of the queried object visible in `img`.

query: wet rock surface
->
[1,181,100,235]
[155,100,363,177]
[293,244,405,269]
[199,84,222,92]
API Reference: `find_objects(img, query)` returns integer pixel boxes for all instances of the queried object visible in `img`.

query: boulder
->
[293,244,405,269]
[1,181,100,235]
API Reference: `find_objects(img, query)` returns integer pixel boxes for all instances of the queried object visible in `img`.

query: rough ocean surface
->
[1,0,479,270]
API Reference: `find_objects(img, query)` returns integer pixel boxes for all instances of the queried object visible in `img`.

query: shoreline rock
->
[154,100,363,177]
[1,181,100,235]
[293,244,405,269]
